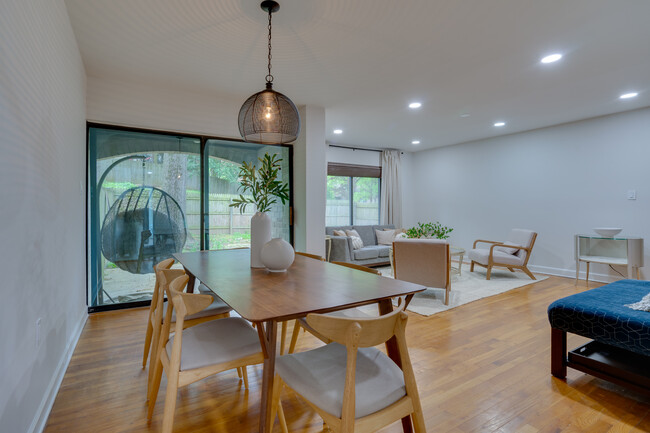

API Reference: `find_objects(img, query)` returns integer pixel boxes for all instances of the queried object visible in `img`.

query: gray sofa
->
[326,225,395,266]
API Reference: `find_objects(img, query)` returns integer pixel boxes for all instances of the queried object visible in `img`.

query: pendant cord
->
[266,9,274,84]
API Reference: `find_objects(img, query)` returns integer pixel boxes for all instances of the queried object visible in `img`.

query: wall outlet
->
[36,318,42,346]
[627,189,637,200]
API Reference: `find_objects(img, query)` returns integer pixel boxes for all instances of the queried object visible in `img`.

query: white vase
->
[261,238,295,272]
[250,212,272,268]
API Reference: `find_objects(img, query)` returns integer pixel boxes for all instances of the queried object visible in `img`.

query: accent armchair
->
[468,229,537,280]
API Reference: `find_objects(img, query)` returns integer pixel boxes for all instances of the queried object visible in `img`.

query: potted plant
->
[405,221,453,239]
[230,153,290,268]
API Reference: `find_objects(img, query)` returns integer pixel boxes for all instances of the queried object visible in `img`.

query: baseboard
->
[458,259,625,284]
[527,264,620,284]
[28,310,88,433]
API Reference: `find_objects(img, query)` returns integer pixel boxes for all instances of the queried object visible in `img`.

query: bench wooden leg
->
[551,328,567,379]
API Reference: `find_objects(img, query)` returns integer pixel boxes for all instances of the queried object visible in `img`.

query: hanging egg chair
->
[101,186,187,274]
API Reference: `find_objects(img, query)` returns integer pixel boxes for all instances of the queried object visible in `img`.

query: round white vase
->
[250,212,272,268]
[260,238,295,272]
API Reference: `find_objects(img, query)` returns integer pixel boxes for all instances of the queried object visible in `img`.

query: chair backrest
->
[306,303,406,348]
[507,229,537,263]
[152,259,175,306]
[331,261,381,275]
[295,252,326,261]
[159,273,214,353]
[393,239,450,289]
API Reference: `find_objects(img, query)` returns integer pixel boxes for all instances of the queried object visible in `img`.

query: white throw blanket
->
[625,292,650,311]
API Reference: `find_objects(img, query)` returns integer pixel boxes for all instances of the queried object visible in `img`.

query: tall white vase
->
[250,212,272,268]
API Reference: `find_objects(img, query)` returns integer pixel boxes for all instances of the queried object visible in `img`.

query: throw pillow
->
[376,229,395,245]
[345,229,364,250]
[495,241,520,255]
[349,236,364,250]
[332,229,346,237]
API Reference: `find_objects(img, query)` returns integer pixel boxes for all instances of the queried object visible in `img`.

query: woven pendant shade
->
[238,1,300,145]
[238,83,300,144]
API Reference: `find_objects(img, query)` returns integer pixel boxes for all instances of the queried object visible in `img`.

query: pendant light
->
[238,1,300,145]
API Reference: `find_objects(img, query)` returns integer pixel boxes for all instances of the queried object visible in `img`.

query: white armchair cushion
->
[276,343,406,418]
[468,248,524,266]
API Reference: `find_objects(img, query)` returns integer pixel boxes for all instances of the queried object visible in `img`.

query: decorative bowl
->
[593,227,622,237]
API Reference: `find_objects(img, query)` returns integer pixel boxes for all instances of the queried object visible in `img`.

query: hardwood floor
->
[44,276,650,432]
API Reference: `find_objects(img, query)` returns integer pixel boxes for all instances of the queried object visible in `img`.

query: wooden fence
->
[326,199,380,226]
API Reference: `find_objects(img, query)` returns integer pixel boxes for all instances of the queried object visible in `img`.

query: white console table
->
[575,234,644,284]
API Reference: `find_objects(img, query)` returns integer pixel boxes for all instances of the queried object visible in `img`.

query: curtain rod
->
[328,144,403,154]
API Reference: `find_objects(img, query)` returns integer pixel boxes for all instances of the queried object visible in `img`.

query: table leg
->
[378,299,413,433]
[258,320,278,433]
[458,253,464,275]
[183,268,196,293]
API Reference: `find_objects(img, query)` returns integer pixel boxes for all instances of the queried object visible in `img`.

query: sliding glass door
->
[88,126,292,311]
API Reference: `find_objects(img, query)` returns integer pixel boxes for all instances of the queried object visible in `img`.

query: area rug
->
[375,265,547,316]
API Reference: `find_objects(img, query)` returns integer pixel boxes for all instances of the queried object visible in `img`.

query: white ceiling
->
[64,0,650,151]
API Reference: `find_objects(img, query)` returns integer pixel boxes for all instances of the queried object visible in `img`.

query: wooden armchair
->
[468,229,537,280]
[272,303,426,433]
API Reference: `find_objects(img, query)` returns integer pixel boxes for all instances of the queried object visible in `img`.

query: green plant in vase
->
[405,221,453,239]
[229,153,290,268]
[229,153,290,213]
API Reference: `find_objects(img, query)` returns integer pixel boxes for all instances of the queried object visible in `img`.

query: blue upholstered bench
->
[548,279,650,394]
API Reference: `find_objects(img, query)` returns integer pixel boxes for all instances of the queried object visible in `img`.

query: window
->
[326,163,381,226]
[88,125,292,311]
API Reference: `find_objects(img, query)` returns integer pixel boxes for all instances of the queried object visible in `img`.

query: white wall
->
[404,107,650,282]
[294,106,327,255]
[0,1,87,432]
[87,75,243,139]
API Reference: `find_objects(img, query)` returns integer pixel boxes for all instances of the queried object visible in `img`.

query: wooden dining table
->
[173,248,426,433]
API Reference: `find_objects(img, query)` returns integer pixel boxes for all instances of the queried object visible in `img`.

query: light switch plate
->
[627,189,637,200]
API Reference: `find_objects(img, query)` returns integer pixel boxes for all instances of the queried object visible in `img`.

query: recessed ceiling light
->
[460,113,470,118]
[408,102,422,109]
[541,53,562,64]
[494,122,506,127]
[333,129,343,134]
[411,140,420,145]
[620,92,638,99]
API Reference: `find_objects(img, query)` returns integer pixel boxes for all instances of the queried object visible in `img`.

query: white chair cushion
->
[468,248,524,266]
[169,290,232,322]
[165,317,260,371]
[276,343,406,419]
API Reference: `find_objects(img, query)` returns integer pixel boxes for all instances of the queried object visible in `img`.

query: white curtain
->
[380,150,402,227]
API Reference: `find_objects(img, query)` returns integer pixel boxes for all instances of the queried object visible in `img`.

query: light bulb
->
[265,107,272,120]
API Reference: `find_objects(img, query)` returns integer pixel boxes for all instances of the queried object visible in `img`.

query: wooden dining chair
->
[272,304,426,433]
[146,267,234,397]
[143,258,175,368]
[147,274,281,433]
[286,261,379,355]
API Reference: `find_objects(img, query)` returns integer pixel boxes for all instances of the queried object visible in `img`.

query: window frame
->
[86,122,293,312]
[327,163,381,226]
